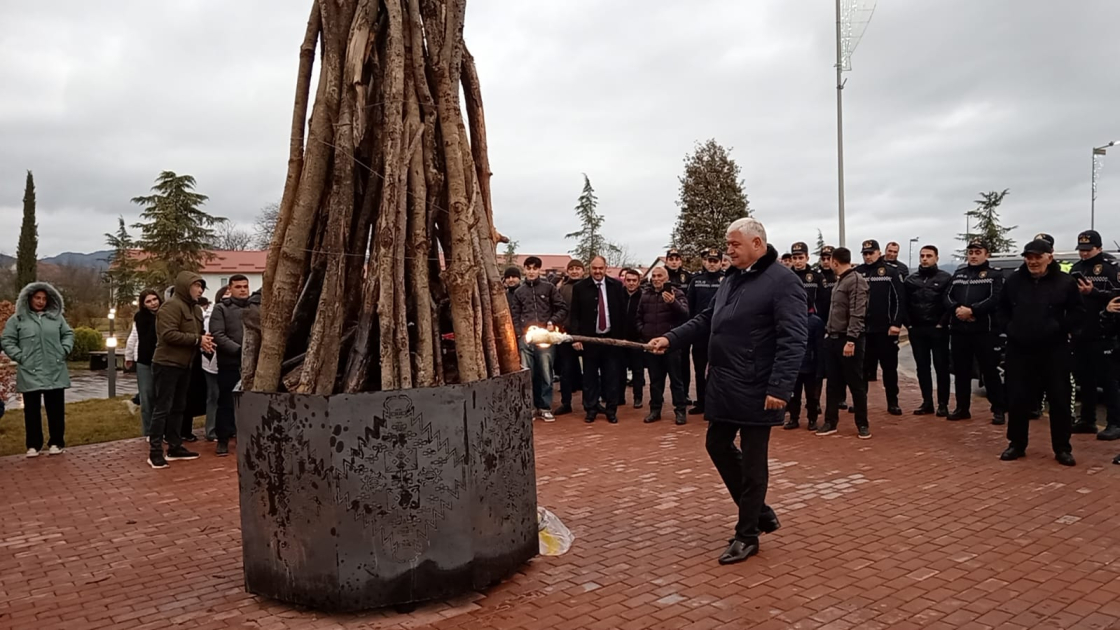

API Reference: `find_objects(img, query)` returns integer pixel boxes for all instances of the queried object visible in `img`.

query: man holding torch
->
[649,218,807,565]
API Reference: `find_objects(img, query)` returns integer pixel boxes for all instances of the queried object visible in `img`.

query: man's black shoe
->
[1097,426,1120,441]
[1000,446,1025,461]
[688,405,704,415]
[607,415,618,424]
[584,414,596,423]
[216,440,229,457]
[847,407,855,414]
[674,409,687,426]
[759,515,781,534]
[633,396,643,409]
[554,404,573,416]
[838,401,848,410]
[1055,452,1076,467]
[166,446,200,461]
[1071,421,1099,435]
[913,405,935,416]
[936,405,949,418]
[807,419,819,432]
[595,403,607,415]
[887,406,903,416]
[857,426,872,439]
[815,422,838,436]
[685,397,694,406]
[992,412,1006,426]
[718,539,759,565]
[182,434,199,443]
[643,410,662,424]
[948,409,971,421]
[782,418,799,430]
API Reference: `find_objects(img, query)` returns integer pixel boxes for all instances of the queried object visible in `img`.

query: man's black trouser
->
[864,332,900,406]
[582,342,620,416]
[706,423,776,544]
[909,326,951,408]
[23,389,65,450]
[950,331,1005,414]
[557,343,582,407]
[1006,342,1072,455]
[1073,340,1120,428]
[680,341,692,402]
[645,350,687,411]
[619,347,646,404]
[824,336,868,428]
[692,339,710,408]
[150,363,190,453]
[216,367,240,441]
[789,373,821,423]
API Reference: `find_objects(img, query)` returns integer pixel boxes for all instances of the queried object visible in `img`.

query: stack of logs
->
[244,0,519,395]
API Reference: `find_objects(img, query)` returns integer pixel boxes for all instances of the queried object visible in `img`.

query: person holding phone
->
[146,271,212,469]
[1069,230,1120,439]
[637,266,689,425]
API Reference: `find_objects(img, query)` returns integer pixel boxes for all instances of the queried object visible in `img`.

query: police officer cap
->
[966,239,988,251]
[1033,232,1055,246]
[1021,238,1054,255]
[1077,230,1103,251]
[820,245,835,256]
[704,248,722,260]
[790,242,809,255]
[860,239,880,254]
[666,248,682,258]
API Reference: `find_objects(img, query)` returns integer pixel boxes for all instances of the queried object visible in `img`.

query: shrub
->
[70,327,105,362]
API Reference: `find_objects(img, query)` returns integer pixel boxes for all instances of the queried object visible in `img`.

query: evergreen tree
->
[671,139,750,268]
[565,174,617,263]
[131,171,224,286]
[103,217,143,307]
[959,189,1016,255]
[502,240,519,267]
[814,229,826,256]
[16,170,38,290]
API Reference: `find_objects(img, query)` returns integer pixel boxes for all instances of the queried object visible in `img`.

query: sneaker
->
[216,440,229,457]
[147,452,170,469]
[857,426,872,440]
[807,420,819,432]
[47,445,64,456]
[26,448,39,458]
[540,410,555,423]
[815,422,837,436]
[165,446,200,461]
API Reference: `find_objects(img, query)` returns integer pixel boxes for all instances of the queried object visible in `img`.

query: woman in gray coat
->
[1,282,75,457]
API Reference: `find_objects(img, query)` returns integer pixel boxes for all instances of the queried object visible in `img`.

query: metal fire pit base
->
[234,370,537,612]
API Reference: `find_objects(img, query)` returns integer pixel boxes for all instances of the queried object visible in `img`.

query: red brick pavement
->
[2,378,1120,630]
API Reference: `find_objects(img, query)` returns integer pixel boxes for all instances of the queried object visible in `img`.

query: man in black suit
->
[570,255,626,423]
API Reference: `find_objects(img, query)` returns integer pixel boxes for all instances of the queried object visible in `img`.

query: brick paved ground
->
[2,376,1120,630]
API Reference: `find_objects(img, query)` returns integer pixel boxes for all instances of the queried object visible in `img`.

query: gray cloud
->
[3,0,1119,264]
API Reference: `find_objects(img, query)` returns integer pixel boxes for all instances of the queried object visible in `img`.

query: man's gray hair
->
[726,217,767,243]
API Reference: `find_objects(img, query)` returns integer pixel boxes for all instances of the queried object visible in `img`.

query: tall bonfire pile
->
[247,0,519,395]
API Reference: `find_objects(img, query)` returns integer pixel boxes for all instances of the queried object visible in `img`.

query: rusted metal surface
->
[235,370,537,612]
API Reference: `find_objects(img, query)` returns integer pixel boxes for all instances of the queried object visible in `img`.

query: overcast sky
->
[3,0,1119,265]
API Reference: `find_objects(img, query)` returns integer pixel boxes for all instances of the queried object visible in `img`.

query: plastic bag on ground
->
[537,507,573,556]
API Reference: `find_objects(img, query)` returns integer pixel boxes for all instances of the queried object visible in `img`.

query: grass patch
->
[0,396,203,456]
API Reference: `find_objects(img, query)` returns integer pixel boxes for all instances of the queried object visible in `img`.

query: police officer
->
[664,248,694,404]
[945,239,1007,424]
[686,248,724,415]
[904,245,952,416]
[857,239,907,415]
[1070,230,1120,440]
[790,242,826,315]
[998,238,1082,466]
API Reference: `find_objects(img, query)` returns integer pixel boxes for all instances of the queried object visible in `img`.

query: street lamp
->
[107,309,117,398]
[1092,140,1119,230]
[908,236,920,270]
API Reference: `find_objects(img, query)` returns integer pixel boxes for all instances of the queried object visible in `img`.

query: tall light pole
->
[834,0,876,247]
[107,308,117,398]
[908,236,920,270]
[1092,140,1118,230]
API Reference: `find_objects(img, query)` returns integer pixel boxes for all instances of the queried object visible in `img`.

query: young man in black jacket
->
[945,239,1006,424]
[619,269,646,409]
[209,276,253,456]
[1069,229,1120,439]
[664,248,694,406]
[509,257,568,421]
[857,239,907,415]
[685,248,724,415]
[998,239,1083,466]
[569,256,626,423]
[904,245,952,417]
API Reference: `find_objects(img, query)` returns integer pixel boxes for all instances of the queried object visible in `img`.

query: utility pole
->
[835,0,847,248]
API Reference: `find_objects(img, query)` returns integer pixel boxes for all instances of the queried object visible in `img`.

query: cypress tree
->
[16,170,38,290]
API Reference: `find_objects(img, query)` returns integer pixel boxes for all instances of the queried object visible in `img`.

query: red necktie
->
[597,282,608,333]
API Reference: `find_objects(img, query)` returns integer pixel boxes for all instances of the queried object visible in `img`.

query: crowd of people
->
[504,229,1120,468]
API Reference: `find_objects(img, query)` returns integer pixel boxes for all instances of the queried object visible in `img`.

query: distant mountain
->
[40,251,113,271]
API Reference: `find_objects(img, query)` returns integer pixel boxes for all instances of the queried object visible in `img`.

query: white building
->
[196,250,266,300]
